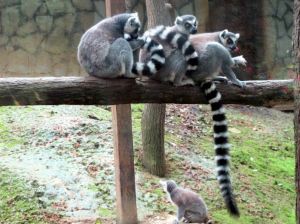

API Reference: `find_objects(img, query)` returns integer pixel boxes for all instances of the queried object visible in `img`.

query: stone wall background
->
[262,0,294,79]
[0,0,105,77]
[0,0,294,79]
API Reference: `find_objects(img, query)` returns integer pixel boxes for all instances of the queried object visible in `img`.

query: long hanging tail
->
[150,25,198,77]
[131,36,166,76]
[200,80,240,217]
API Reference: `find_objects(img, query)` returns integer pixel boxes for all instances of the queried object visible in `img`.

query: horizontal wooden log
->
[0,77,293,107]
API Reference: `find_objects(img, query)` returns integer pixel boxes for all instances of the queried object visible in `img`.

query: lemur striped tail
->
[151,26,198,77]
[131,36,166,76]
[124,33,165,76]
[200,80,240,217]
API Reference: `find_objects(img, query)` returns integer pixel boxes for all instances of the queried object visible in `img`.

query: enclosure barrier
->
[0,77,293,107]
[0,76,293,223]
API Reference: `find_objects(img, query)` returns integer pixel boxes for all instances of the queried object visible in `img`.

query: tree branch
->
[0,77,293,107]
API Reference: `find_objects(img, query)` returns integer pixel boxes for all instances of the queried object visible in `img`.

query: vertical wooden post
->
[112,105,137,224]
[294,0,300,222]
[105,1,138,224]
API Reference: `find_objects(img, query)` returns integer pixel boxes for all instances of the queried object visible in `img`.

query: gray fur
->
[174,15,198,35]
[160,180,211,224]
[144,15,199,81]
[149,31,244,217]
[77,13,143,78]
[148,40,245,87]
[190,29,240,52]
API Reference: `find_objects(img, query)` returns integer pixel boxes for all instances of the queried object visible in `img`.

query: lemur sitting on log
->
[77,12,166,78]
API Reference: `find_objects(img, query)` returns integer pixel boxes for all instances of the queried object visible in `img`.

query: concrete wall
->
[0,0,294,79]
[262,0,294,79]
[0,0,105,77]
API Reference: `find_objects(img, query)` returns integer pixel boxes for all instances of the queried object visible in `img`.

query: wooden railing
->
[0,76,294,223]
[0,77,293,107]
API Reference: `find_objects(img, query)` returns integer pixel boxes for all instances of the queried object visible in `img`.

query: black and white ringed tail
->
[200,80,239,217]
[151,25,198,77]
[124,32,166,76]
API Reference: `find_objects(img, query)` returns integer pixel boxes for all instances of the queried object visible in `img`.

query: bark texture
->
[106,1,137,223]
[0,77,293,107]
[294,0,300,222]
[141,104,166,176]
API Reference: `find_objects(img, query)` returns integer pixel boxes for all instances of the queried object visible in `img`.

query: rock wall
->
[0,0,294,79]
[262,0,294,79]
[0,0,105,77]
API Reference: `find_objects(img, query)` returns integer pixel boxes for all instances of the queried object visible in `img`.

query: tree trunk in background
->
[141,0,172,177]
[142,104,166,176]
[294,0,300,222]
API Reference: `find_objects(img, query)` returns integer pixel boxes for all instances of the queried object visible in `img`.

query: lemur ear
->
[235,33,240,39]
[175,16,183,25]
[131,12,139,19]
[159,180,167,191]
[159,180,166,186]
[221,29,228,38]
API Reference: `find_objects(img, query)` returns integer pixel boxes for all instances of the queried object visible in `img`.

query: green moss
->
[209,108,294,224]
[0,168,45,223]
[0,108,24,148]
[131,104,144,147]
[99,207,115,218]
[157,106,295,224]
[0,105,294,223]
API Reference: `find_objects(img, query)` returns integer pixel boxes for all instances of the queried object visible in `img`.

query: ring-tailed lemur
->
[190,30,246,71]
[77,13,165,78]
[130,35,166,77]
[140,27,243,216]
[146,15,199,78]
[191,29,240,53]
[160,180,212,224]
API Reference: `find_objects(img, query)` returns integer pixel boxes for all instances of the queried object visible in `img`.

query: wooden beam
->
[105,1,137,224]
[293,0,300,222]
[112,105,137,224]
[0,77,293,108]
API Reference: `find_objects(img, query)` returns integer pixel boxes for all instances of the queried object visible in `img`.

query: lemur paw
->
[172,219,179,224]
[233,55,247,66]
[213,76,228,84]
[174,78,195,87]
[142,30,150,40]
[124,72,138,79]
[230,79,245,88]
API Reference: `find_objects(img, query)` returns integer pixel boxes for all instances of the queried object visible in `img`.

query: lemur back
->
[77,13,165,78]
[190,29,240,53]
[78,13,138,78]
[161,180,211,224]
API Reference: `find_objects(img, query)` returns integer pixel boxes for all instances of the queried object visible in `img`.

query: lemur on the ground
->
[160,180,213,224]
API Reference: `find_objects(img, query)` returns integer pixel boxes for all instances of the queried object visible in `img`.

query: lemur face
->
[160,180,177,193]
[124,13,141,39]
[219,29,240,52]
[175,15,198,35]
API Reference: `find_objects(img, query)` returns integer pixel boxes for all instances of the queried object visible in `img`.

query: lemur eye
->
[227,39,233,44]
[185,23,191,28]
